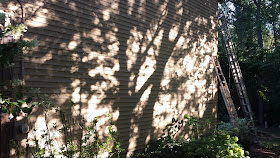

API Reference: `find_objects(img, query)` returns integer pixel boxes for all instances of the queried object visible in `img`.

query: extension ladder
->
[212,56,239,128]
[218,8,258,138]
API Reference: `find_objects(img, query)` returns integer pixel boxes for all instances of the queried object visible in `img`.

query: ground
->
[249,127,280,158]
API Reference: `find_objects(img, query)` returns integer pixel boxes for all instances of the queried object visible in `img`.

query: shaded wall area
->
[1,0,218,155]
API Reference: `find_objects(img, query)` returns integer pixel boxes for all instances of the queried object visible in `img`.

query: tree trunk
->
[254,0,264,49]
[254,0,264,125]
[258,96,264,125]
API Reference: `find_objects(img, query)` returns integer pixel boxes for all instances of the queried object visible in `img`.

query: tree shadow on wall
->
[3,0,218,155]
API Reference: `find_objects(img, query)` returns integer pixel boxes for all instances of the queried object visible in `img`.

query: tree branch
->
[16,0,24,23]
[253,0,258,6]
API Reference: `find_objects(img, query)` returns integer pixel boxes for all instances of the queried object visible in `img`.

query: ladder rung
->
[232,75,240,77]
[232,72,241,74]
[232,70,241,74]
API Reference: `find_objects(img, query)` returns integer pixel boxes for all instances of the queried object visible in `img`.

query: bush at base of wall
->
[131,116,250,158]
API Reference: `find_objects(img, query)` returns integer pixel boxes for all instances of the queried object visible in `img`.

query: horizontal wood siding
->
[2,0,218,156]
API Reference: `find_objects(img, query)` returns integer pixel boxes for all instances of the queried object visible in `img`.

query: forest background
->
[218,0,280,127]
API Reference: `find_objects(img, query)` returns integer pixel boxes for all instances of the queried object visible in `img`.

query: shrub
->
[6,97,124,158]
[131,115,250,158]
[0,10,39,68]
[0,93,37,118]
[218,118,253,150]
[31,107,124,158]
[218,118,249,136]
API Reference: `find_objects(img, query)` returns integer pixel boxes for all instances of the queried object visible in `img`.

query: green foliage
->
[1,24,27,38]
[218,118,249,135]
[259,141,279,150]
[0,93,37,118]
[30,104,123,158]
[162,114,212,141]
[217,119,255,150]
[0,10,39,68]
[4,92,123,157]
[59,113,123,158]
[218,0,280,125]
[0,38,39,67]
[131,115,249,158]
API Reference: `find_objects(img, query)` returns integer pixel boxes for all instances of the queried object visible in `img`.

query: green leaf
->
[31,102,38,108]
[22,107,32,114]
[184,114,190,119]
[17,100,25,104]
[4,100,10,104]
[25,97,32,104]
[1,108,7,113]
[11,108,20,117]
[11,102,19,106]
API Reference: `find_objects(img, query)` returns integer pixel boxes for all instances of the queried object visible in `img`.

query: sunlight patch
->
[133,84,153,117]
[30,52,52,64]
[68,41,78,50]
[198,103,206,117]
[72,87,81,103]
[127,123,139,156]
[103,9,110,21]
[168,24,180,42]
[25,7,48,28]
[135,56,156,92]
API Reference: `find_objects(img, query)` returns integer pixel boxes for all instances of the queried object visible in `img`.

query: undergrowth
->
[131,115,250,158]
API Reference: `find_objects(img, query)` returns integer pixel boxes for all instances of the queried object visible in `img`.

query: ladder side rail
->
[213,63,234,117]
[219,85,235,119]
[222,29,254,120]
[219,81,239,127]
[219,15,253,112]
[220,77,239,120]
[220,85,239,128]
[219,8,258,140]
[212,56,239,128]
[219,12,250,98]
[227,54,254,116]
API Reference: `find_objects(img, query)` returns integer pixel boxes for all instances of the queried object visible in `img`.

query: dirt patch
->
[249,144,280,158]
[249,127,280,158]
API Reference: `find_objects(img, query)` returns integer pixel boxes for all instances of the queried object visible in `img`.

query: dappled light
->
[133,84,153,117]
[1,0,218,155]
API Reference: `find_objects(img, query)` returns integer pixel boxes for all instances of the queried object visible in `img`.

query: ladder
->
[212,56,239,128]
[218,8,258,138]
